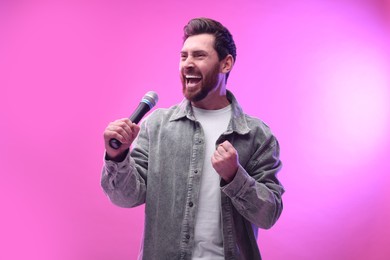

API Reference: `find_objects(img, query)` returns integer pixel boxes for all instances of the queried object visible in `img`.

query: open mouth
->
[185,75,202,87]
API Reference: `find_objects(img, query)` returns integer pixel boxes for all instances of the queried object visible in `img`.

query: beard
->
[181,63,221,102]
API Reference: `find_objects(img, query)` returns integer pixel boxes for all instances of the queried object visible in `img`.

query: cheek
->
[196,64,207,76]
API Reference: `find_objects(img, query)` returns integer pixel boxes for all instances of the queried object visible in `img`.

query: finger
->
[105,120,134,143]
[114,118,133,132]
[211,155,219,169]
[118,118,135,128]
[220,140,235,151]
[116,126,132,143]
[115,121,140,144]
[132,124,140,138]
[217,143,226,151]
[213,149,224,161]
[127,123,139,142]
[220,142,238,157]
[216,145,226,156]
[211,154,222,166]
[107,123,132,141]
[104,128,129,144]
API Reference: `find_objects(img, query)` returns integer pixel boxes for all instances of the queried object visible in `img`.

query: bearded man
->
[101,17,284,260]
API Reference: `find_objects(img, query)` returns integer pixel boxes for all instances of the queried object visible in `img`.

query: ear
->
[221,54,234,74]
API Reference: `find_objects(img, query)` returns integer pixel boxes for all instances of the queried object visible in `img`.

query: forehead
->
[181,33,216,52]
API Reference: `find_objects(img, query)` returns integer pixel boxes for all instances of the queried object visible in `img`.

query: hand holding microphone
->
[103,91,158,159]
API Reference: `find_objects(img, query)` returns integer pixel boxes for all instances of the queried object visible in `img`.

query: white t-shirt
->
[191,105,232,260]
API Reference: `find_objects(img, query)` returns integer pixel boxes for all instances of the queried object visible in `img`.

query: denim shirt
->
[101,91,284,260]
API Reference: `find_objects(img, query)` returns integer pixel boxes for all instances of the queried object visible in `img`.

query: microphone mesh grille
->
[143,91,159,107]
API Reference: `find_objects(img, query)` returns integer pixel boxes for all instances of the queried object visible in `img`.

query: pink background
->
[1,0,390,259]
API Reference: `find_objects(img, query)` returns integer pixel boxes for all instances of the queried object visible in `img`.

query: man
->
[101,17,284,260]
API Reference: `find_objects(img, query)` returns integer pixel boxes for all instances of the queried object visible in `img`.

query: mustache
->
[182,68,201,75]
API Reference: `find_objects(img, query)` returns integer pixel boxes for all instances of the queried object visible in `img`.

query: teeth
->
[185,75,202,79]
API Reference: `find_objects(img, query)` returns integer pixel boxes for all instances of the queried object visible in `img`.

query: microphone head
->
[142,91,159,109]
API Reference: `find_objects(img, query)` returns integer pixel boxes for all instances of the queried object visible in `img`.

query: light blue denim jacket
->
[101,91,284,260]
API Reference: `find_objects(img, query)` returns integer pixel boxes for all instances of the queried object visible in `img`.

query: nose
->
[181,56,194,69]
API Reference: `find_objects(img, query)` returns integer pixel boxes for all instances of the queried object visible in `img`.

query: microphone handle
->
[109,103,151,150]
[129,102,150,124]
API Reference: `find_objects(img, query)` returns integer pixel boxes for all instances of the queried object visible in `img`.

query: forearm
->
[222,165,284,229]
[101,151,147,208]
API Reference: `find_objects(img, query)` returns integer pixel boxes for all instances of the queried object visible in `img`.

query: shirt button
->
[185,234,190,239]
[194,170,198,174]
[189,202,193,207]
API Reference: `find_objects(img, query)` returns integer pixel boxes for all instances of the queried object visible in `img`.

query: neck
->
[192,86,230,110]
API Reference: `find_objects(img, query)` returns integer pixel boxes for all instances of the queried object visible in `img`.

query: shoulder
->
[244,114,278,143]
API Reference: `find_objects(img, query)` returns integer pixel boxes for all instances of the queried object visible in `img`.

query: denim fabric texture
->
[101,90,284,260]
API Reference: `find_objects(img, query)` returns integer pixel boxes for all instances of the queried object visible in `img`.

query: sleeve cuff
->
[221,165,255,199]
[104,149,132,174]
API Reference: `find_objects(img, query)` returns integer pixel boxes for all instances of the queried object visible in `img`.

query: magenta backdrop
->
[1,0,390,259]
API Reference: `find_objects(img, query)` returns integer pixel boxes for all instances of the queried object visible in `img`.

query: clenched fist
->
[103,118,140,160]
[211,140,239,183]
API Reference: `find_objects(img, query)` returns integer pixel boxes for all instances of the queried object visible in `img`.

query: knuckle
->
[118,121,127,128]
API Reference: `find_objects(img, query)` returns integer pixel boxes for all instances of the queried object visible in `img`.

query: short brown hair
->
[183,17,237,82]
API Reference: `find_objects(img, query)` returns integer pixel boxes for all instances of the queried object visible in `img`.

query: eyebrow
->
[180,50,208,55]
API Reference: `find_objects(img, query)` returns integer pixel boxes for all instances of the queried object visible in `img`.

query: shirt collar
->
[169,90,250,135]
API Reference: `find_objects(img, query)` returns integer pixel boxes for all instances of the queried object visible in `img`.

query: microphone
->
[109,91,159,149]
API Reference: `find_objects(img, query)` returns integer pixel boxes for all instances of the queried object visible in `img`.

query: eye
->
[193,52,207,59]
[180,53,187,60]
